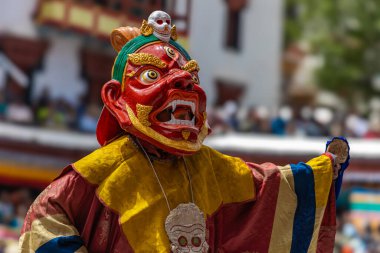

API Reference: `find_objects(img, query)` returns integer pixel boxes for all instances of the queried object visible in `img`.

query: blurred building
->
[0,0,194,214]
[0,0,191,108]
[189,0,283,107]
[1,0,284,109]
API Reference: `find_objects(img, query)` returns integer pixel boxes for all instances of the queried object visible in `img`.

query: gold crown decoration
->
[140,20,154,36]
[170,25,177,41]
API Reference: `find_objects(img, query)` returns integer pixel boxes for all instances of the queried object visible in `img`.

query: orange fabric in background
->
[0,161,60,189]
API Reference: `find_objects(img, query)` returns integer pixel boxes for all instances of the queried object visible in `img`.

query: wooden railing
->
[34,0,139,40]
[33,0,191,41]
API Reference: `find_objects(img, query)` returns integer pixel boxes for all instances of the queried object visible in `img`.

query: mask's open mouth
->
[156,99,195,126]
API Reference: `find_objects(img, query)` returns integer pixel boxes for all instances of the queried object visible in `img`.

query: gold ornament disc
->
[326,139,349,164]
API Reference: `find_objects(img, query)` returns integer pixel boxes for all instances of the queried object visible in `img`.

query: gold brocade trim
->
[140,20,153,36]
[136,104,152,126]
[170,25,178,41]
[181,60,200,73]
[128,53,167,69]
[126,105,208,152]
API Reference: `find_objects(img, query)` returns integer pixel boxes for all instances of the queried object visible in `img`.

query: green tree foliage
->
[285,0,380,99]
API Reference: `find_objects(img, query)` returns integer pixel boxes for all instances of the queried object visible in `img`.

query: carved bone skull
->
[169,224,209,253]
[165,203,209,253]
[148,10,172,42]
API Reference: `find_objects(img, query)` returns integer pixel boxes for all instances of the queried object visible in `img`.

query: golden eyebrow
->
[181,60,200,73]
[128,53,167,69]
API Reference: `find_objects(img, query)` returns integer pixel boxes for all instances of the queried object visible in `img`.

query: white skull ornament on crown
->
[148,10,172,42]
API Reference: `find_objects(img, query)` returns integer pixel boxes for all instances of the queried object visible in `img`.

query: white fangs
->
[168,100,195,113]
[165,100,195,126]
[167,117,195,126]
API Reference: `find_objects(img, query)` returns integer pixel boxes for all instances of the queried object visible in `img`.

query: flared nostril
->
[186,83,194,91]
[173,81,194,91]
[169,70,195,90]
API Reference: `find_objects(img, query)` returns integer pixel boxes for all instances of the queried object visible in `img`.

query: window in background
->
[224,0,247,51]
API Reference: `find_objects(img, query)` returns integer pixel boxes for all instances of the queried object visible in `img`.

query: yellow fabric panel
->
[19,214,80,252]
[306,155,333,253]
[268,165,297,253]
[73,135,255,252]
[72,136,134,185]
[196,147,255,205]
[306,155,333,208]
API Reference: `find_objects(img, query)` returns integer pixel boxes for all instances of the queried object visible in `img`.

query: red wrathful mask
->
[97,20,210,156]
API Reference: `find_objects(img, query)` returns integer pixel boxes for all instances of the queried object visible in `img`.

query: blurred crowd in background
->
[0,87,100,133]
[208,100,380,139]
[335,210,380,253]
[1,89,379,140]
[0,188,34,252]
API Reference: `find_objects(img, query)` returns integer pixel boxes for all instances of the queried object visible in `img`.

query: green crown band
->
[112,35,191,83]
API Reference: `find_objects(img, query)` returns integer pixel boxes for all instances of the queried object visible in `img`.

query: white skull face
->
[148,10,172,42]
[165,203,209,253]
[169,224,209,253]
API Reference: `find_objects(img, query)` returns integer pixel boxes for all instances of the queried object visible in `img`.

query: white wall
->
[0,0,86,106]
[0,0,38,38]
[32,35,86,106]
[189,0,283,108]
